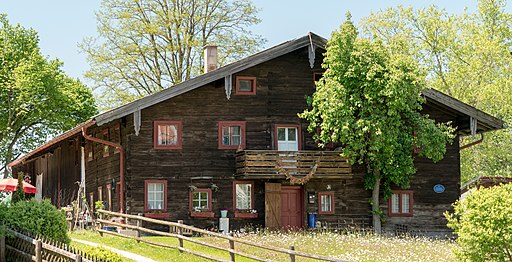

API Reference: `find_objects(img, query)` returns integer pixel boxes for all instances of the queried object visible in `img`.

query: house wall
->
[123,47,325,227]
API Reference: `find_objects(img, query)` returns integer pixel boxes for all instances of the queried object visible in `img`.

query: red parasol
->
[0,178,36,194]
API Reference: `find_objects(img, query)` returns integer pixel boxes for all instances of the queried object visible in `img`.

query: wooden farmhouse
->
[8,33,505,236]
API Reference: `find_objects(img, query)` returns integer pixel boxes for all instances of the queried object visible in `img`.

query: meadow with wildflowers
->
[72,229,457,261]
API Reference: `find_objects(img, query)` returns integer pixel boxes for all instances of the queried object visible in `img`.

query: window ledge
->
[190,211,215,218]
[234,212,258,219]
[144,212,169,219]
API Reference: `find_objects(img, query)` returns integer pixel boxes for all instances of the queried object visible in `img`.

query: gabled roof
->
[95,33,327,126]
[7,32,506,168]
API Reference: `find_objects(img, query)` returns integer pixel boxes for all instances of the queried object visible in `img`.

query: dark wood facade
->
[9,34,504,237]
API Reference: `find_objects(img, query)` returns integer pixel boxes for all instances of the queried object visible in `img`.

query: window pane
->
[236,184,252,209]
[239,79,253,92]
[402,194,410,213]
[193,191,209,210]
[158,124,178,145]
[321,194,332,212]
[391,194,400,213]
[288,128,297,141]
[147,182,165,210]
[231,135,241,145]
[277,128,286,141]
[231,126,241,136]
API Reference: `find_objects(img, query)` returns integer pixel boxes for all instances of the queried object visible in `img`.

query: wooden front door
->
[280,186,303,228]
[265,183,281,229]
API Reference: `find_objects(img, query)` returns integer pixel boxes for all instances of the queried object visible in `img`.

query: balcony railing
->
[235,150,352,180]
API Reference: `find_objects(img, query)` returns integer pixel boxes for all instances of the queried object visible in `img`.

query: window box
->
[234,212,258,219]
[388,190,413,217]
[144,212,170,219]
[235,76,256,95]
[190,211,215,218]
[218,121,246,149]
[154,121,182,149]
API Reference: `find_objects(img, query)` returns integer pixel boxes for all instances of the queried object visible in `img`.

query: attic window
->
[235,76,256,95]
[154,121,182,149]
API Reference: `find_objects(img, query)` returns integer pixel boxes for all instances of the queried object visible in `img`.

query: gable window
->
[233,181,254,210]
[144,180,168,212]
[113,124,120,154]
[86,142,93,162]
[102,129,110,157]
[318,192,334,214]
[235,76,256,95]
[154,121,182,149]
[97,186,103,203]
[388,190,413,217]
[218,121,246,149]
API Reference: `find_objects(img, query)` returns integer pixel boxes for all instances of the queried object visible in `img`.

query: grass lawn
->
[70,230,457,262]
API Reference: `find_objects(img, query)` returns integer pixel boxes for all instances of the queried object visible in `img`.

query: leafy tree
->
[11,173,25,204]
[0,14,97,173]
[360,0,512,184]
[300,15,454,233]
[81,0,266,109]
[445,184,512,261]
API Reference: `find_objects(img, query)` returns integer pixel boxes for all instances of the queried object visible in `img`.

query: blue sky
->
[0,0,500,83]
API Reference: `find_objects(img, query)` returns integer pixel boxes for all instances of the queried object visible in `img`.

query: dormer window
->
[235,76,256,95]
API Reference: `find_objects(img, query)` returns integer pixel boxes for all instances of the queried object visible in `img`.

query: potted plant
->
[220,208,229,218]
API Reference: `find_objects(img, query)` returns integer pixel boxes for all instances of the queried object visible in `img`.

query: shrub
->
[72,245,123,262]
[5,199,70,243]
[445,183,512,261]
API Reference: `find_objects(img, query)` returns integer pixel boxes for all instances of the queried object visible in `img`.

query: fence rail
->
[97,209,348,262]
[2,227,106,262]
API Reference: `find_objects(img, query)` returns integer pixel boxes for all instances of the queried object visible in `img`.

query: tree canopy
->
[300,14,454,232]
[81,0,266,110]
[360,0,512,183]
[0,14,97,173]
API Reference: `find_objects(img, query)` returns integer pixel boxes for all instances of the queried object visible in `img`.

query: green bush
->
[72,245,123,262]
[445,183,512,261]
[5,199,70,243]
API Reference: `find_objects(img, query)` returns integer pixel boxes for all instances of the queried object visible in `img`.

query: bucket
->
[307,213,317,228]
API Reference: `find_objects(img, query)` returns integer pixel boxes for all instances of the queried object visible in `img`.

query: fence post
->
[35,240,42,262]
[178,220,184,252]
[136,215,141,242]
[229,232,235,262]
[0,227,5,262]
[98,211,103,236]
[76,254,82,262]
[289,246,295,262]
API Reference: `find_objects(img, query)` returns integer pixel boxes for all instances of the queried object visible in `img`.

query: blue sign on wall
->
[433,184,445,193]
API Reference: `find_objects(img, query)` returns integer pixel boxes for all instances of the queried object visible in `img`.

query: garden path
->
[72,238,157,262]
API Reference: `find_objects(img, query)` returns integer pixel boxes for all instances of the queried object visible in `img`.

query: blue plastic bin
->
[308,213,317,228]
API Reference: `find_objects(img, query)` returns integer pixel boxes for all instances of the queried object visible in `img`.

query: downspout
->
[81,123,125,214]
[460,133,484,150]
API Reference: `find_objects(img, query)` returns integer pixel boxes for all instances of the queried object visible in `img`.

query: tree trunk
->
[372,173,382,234]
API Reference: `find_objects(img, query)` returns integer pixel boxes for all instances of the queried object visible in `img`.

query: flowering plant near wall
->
[235,208,257,214]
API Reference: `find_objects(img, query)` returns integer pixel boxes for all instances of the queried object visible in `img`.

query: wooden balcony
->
[235,150,352,180]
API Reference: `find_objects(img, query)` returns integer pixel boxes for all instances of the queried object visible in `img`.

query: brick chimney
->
[203,45,218,73]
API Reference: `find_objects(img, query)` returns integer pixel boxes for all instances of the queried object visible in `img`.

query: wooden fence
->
[97,210,348,262]
[2,228,105,262]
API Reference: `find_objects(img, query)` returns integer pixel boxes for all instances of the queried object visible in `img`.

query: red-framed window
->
[144,180,168,212]
[154,121,182,149]
[189,188,212,212]
[233,181,254,210]
[273,124,302,150]
[102,129,110,157]
[113,124,120,154]
[97,186,103,203]
[218,121,246,149]
[388,190,413,217]
[86,142,93,162]
[106,184,112,211]
[235,76,257,95]
[89,192,94,212]
[318,192,334,214]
